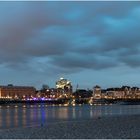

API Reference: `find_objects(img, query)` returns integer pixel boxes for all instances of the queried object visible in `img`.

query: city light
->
[0,79,140,106]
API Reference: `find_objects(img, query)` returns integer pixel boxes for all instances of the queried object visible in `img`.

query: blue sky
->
[0,1,140,90]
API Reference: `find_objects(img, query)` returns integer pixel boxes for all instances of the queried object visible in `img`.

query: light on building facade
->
[56,77,72,97]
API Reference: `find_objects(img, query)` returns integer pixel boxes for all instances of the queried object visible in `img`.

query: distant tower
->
[42,85,49,90]
[76,84,79,91]
[93,85,101,99]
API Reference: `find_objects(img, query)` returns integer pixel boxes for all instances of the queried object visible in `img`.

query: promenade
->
[0,115,140,139]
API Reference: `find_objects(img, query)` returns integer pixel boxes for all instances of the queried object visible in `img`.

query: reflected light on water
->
[40,106,46,125]
[90,108,93,117]
[78,109,82,118]
[30,105,33,108]
[93,106,102,117]
[14,108,19,127]
[6,109,10,127]
[58,108,68,119]
[0,104,140,129]
[72,107,76,119]
[0,111,2,128]
[23,105,26,108]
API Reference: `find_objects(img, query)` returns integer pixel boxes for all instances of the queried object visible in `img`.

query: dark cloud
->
[119,54,140,68]
[49,53,118,72]
[0,1,140,75]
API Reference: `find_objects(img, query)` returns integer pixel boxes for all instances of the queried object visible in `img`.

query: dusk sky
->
[1,1,140,90]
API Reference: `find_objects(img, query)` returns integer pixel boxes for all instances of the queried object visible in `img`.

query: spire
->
[76,84,79,91]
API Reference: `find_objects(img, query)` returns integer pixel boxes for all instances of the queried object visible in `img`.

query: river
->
[0,104,140,129]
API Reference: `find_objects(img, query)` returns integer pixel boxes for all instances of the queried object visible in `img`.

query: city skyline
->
[0,1,140,89]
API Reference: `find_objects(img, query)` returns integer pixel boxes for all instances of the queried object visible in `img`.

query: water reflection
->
[14,108,19,127]
[6,108,10,127]
[23,105,26,108]
[40,105,46,125]
[0,104,140,129]
[72,108,76,119]
[58,108,68,119]
[22,109,27,126]
[93,106,102,117]
[89,107,93,117]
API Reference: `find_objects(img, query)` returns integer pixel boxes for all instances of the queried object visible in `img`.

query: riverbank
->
[0,115,140,139]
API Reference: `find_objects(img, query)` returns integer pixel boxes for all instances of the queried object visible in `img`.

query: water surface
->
[0,104,140,129]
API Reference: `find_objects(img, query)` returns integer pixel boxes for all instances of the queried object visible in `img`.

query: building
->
[93,85,102,99]
[106,88,125,99]
[41,88,57,98]
[42,84,49,90]
[0,84,36,99]
[73,89,92,98]
[131,87,140,98]
[121,86,131,97]
[56,77,72,98]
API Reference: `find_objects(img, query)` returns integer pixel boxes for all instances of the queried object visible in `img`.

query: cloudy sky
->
[0,1,140,89]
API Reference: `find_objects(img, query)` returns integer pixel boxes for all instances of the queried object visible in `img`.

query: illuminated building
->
[39,84,50,98]
[38,84,58,99]
[130,87,140,98]
[44,88,57,98]
[0,84,36,99]
[56,77,72,98]
[121,86,131,98]
[106,88,125,99]
[93,85,101,99]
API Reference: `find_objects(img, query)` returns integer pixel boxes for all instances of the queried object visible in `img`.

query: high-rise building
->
[56,77,72,98]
